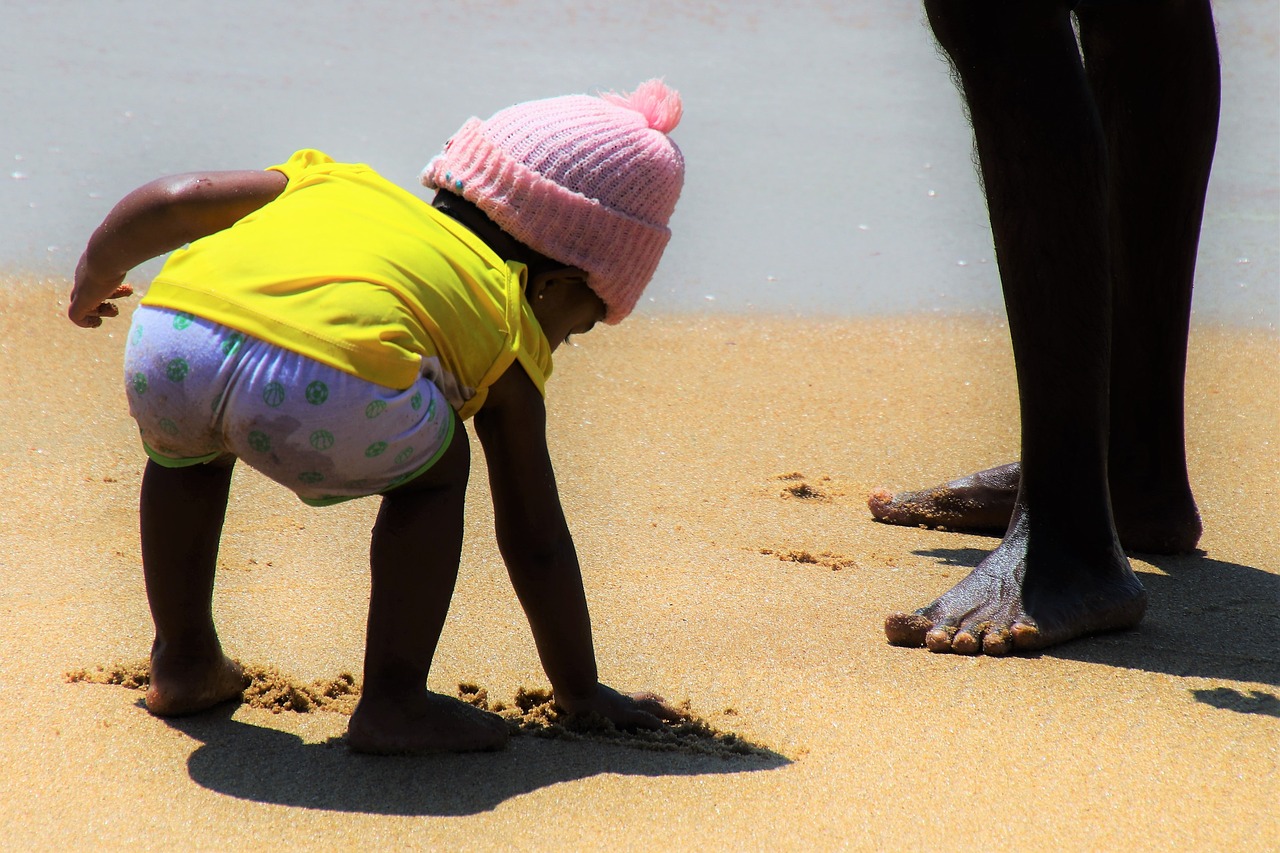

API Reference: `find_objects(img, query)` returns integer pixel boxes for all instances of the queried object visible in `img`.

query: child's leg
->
[346,419,508,754]
[140,455,249,715]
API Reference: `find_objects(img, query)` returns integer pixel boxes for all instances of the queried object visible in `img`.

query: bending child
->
[69,80,687,754]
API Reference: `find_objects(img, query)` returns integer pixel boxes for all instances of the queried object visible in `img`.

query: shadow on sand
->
[912,546,1280,713]
[159,704,789,816]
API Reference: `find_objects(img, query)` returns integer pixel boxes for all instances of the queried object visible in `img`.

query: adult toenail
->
[926,626,957,652]
[952,632,980,655]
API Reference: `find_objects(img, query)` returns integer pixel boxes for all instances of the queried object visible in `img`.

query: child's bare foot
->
[146,647,249,717]
[347,690,510,755]
[884,514,1148,655]
[868,461,1202,554]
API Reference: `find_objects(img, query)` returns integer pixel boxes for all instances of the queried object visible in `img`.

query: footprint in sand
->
[773,472,839,502]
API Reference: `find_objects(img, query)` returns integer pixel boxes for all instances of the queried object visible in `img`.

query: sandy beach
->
[2,0,1277,848]
[0,286,1275,849]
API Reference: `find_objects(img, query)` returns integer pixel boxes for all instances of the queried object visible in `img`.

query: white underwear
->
[123,306,455,505]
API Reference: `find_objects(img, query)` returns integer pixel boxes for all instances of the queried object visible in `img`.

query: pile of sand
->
[66,661,362,715]
[67,662,775,758]
[456,683,772,757]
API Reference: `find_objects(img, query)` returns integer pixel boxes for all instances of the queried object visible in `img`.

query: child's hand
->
[556,683,687,730]
[69,253,134,328]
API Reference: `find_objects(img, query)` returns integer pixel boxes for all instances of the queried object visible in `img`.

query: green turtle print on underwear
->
[310,430,335,451]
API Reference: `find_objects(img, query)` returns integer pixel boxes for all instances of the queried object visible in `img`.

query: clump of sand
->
[774,471,839,501]
[240,665,360,715]
[456,683,773,758]
[759,547,857,571]
[66,660,360,714]
[67,663,775,758]
[66,661,151,690]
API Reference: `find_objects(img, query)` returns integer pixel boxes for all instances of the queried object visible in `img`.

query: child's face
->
[529,273,606,351]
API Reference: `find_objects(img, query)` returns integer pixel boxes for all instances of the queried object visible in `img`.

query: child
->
[68,80,687,754]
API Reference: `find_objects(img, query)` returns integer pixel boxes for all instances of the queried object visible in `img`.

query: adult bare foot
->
[347,690,510,755]
[884,511,1148,655]
[1109,476,1203,555]
[869,461,1202,554]
[146,646,249,717]
[868,463,1019,534]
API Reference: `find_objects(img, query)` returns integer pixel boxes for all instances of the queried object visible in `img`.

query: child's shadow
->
[160,706,789,816]
[914,547,1280,706]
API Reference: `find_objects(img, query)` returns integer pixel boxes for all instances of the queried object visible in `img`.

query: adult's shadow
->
[913,546,1280,709]
[160,705,789,816]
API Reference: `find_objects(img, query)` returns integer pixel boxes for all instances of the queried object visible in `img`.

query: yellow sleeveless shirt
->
[141,149,553,420]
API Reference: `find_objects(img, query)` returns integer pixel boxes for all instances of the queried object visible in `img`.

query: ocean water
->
[2,0,1275,327]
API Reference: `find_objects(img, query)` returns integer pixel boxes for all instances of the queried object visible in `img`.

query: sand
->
[0,284,1275,850]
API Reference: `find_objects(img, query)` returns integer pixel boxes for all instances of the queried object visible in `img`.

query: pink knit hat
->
[421,79,685,324]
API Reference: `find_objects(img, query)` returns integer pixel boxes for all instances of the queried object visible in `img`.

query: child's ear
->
[527,271,550,303]
[528,267,588,300]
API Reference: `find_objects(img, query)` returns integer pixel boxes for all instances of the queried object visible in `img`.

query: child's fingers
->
[67,279,131,328]
[627,691,689,723]
[618,705,664,731]
[70,299,122,328]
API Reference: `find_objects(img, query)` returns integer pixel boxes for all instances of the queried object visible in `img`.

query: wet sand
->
[1,287,1275,849]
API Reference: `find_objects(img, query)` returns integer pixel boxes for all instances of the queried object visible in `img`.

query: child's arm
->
[475,364,679,729]
[70,169,287,327]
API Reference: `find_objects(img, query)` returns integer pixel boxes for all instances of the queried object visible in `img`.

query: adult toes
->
[1010,622,1043,651]
[925,624,958,652]
[867,488,896,517]
[885,612,932,647]
[950,624,988,655]
[980,626,1014,656]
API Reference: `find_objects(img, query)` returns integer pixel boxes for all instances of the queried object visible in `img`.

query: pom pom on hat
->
[601,78,683,134]
[422,80,685,324]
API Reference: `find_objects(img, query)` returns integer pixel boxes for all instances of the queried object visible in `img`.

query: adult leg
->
[1079,0,1219,554]
[141,455,249,715]
[346,419,509,754]
[885,0,1145,654]
[871,1,1219,558]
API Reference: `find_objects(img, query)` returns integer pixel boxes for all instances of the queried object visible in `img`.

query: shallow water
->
[2,1,1275,327]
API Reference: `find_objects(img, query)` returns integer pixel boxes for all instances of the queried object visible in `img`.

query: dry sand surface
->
[1,282,1276,849]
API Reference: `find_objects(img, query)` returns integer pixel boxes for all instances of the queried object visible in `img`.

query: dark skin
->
[73,170,680,753]
[879,0,1219,654]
